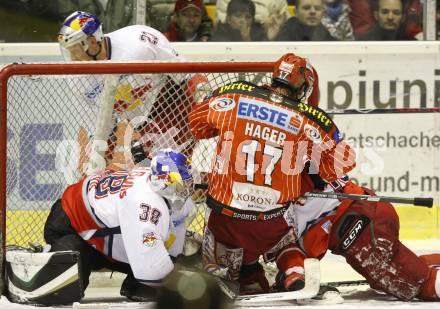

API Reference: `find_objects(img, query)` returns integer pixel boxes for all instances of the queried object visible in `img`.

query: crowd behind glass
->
[0,0,437,43]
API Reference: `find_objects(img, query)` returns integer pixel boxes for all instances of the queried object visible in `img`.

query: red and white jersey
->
[188,81,356,213]
[61,167,192,283]
[287,191,340,238]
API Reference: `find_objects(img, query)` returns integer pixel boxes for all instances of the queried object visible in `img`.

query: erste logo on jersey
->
[209,97,235,111]
[237,97,303,134]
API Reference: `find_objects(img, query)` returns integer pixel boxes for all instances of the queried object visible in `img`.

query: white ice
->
[1,239,439,308]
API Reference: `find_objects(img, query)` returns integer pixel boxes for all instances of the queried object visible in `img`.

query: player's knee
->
[48,234,84,252]
[330,201,399,257]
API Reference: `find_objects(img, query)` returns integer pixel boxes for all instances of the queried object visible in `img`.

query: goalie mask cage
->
[0,61,274,291]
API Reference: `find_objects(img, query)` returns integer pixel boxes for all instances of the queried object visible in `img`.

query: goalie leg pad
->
[330,200,430,301]
[6,250,84,305]
[202,227,244,281]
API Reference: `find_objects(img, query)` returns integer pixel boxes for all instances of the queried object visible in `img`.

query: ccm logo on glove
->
[341,216,370,251]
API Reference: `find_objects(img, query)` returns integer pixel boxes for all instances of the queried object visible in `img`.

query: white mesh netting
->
[3,62,272,252]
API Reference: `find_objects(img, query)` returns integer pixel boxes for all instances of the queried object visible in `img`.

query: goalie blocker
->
[6,250,83,305]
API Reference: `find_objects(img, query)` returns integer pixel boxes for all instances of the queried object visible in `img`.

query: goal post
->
[0,61,274,293]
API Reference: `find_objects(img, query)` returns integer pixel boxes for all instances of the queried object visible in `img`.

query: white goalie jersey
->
[61,167,193,283]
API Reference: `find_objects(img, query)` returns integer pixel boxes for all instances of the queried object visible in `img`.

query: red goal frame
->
[0,61,274,292]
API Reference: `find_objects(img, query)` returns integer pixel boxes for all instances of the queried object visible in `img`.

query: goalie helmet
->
[58,11,104,60]
[271,53,314,102]
[150,149,193,203]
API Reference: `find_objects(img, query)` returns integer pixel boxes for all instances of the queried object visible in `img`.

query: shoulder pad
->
[295,103,342,143]
[296,103,335,133]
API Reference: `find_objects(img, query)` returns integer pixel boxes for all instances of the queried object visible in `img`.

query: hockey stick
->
[303,191,433,208]
[194,184,433,208]
[234,258,320,305]
[325,279,368,287]
[327,107,440,115]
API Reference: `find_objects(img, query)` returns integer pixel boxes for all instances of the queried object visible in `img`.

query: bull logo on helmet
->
[78,17,94,27]
[149,149,193,204]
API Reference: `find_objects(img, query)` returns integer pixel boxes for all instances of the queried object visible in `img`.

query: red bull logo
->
[78,17,93,27]
[143,232,158,247]
[68,16,94,30]
[155,174,171,182]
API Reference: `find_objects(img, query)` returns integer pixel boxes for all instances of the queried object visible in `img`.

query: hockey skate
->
[273,270,305,292]
[119,275,158,302]
[297,284,343,305]
[234,259,321,306]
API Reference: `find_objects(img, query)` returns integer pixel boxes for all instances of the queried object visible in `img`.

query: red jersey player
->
[269,55,440,301]
[188,53,356,294]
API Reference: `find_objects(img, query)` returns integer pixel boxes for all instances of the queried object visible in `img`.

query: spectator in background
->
[165,0,213,41]
[347,0,375,37]
[0,0,138,42]
[215,0,291,40]
[263,0,292,40]
[276,0,334,41]
[211,0,267,41]
[145,0,176,33]
[403,0,422,40]
[321,0,355,40]
[348,0,422,40]
[101,0,138,33]
[356,0,406,41]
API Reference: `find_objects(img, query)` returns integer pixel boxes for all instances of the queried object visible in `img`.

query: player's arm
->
[319,139,356,181]
[309,129,356,183]
[118,197,174,284]
[188,98,219,139]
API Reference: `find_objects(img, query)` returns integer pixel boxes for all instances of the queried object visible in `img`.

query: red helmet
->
[271,53,315,101]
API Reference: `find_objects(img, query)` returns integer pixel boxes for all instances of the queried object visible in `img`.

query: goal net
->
[1,61,439,293]
[0,61,274,288]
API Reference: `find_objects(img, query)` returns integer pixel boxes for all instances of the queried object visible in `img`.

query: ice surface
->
[1,239,439,308]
